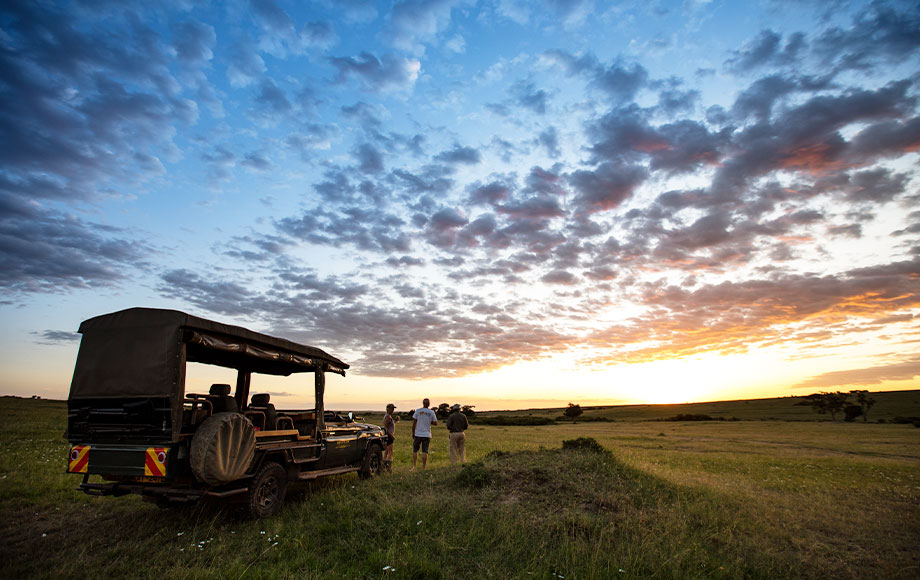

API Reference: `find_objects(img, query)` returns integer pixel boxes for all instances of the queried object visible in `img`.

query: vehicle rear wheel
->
[359,445,382,479]
[247,462,287,519]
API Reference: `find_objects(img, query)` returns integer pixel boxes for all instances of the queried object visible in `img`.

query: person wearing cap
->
[382,403,398,472]
[446,403,469,465]
[411,398,438,470]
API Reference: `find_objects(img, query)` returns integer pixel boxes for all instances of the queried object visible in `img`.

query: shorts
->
[385,433,394,445]
[413,436,431,453]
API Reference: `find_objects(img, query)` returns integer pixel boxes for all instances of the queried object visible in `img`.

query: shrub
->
[561,437,607,454]
[891,416,920,425]
[661,414,724,422]
[456,461,493,488]
[472,416,554,426]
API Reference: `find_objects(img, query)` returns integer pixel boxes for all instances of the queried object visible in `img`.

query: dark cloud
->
[276,206,412,253]
[222,233,292,263]
[847,116,920,162]
[469,181,512,206]
[0,1,195,204]
[354,143,385,174]
[568,162,649,215]
[541,269,578,285]
[227,41,266,87]
[0,197,152,293]
[301,21,337,50]
[425,208,469,249]
[32,330,81,345]
[513,81,550,115]
[710,80,915,201]
[251,0,295,33]
[329,52,420,92]
[654,84,700,118]
[730,74,828,122]
[497,197,565,220]
[391,165,455,197]
[253,78,293,120]
[725,29,806,72]
[172,20,216,64]
[543,50,648,104]
[386,255,425,267]
[537,127,561,158]
[159,269,261,316]
[434,145,482,165]
[812,2,920,72]
[592,60,649,103]
[241,151,273,171]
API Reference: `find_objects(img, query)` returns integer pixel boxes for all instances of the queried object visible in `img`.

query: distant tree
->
[850,390,876,422]
[564,403,583,421]
[461,404,476,418]
[802,392,850,421]
[844,404,863,422]
[436,403,451,419]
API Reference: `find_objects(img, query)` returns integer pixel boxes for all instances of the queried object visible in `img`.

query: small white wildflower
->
[177,532,184,536]
[416,520,422,525]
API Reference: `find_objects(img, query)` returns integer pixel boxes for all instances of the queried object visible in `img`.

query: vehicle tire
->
[247,461,287,519]
[190,412,256,486]
[358,444,382,479]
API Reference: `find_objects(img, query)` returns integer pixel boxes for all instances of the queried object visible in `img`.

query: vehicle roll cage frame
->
[68,308,349,442]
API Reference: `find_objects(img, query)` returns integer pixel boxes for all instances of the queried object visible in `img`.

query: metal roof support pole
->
[314,366,325,439]
[235,370,251,411]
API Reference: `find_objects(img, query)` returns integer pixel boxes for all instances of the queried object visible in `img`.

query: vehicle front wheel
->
[247,462,287,519]
[358,445,382,479]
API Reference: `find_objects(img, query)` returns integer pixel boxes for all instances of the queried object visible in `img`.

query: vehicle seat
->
[209,383,239,414]
[250,393,277,430]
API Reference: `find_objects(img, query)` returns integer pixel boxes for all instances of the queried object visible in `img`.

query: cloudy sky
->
[2,0,919,409]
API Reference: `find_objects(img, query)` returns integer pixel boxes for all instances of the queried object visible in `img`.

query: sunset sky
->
[1,0,919,410]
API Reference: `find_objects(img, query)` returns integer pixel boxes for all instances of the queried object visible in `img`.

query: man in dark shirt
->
[445,404,469,465]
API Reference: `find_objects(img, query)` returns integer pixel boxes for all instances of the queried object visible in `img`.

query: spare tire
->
[190,412,256,486]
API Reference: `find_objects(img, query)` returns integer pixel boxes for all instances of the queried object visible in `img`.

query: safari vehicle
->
[65,307,386,518]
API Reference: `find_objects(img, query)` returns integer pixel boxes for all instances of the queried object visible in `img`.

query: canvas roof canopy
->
[69,307,348,399]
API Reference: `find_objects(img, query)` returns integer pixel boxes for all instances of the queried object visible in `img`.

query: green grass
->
[1,397,918,578]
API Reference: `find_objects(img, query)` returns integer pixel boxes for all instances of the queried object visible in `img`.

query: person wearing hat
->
[446,403,469,465]
[382,403,398,472]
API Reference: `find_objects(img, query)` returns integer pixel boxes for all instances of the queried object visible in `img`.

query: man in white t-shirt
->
[411,398,438,470]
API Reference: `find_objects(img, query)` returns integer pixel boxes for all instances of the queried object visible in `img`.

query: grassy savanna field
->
[1,394,918,579]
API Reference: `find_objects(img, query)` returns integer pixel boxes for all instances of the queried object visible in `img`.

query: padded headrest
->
[209,383,232,396]
[251,393,271,405]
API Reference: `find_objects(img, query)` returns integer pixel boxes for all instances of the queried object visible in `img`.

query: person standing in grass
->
[446,404,469,465]
[411,398,437,470]
[382,403,397,472]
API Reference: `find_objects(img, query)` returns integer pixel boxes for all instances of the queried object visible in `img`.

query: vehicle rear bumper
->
[67,442,175,478]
